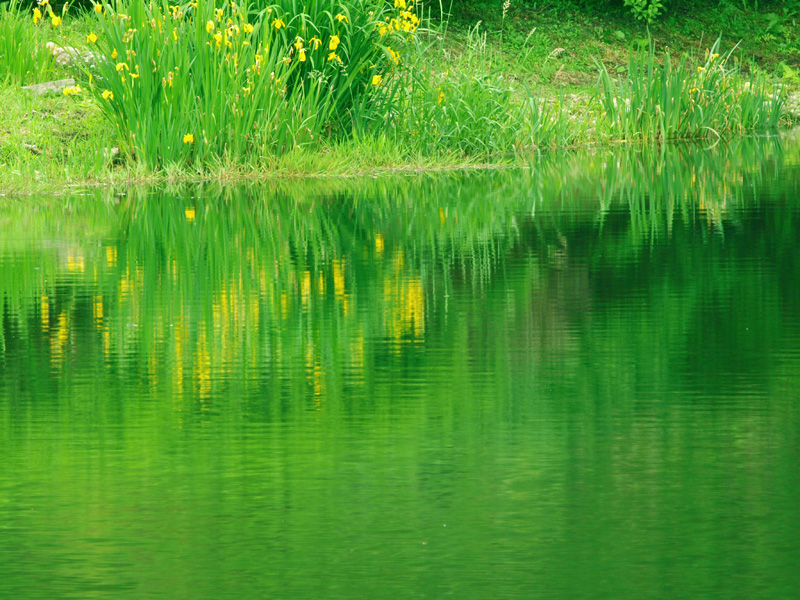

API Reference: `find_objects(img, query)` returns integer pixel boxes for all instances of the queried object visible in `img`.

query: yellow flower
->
[335,14,348,23]
[273,18,285,30]
[372,74,381,86]
[111,48,118,59]
[282,56,291,65]
[394,0,406,8]
[33,8,41,23]
[437,90,445,104]
[173,29,178,41]
[213,32,222,46]
[329,34,340,50]
[298,48,306,62]
[243,23,253,34]
[94,3,102,13]
[309,36,321,49]
[51,15,61,27]
[294,37,303,50]
[206,20,214,33]
[378,24,388,36]
[62,85,81,95]
[101,89,113,101]
[116,62,128,71]
[185,208,195,221]
[87,32,98,44]
[183,133,194,144]
[327,51,340,62]
[214,8,224,21]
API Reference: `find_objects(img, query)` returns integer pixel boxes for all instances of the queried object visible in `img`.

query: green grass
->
[78,0,424,167]
[0,0,57,84]
[597,39,784,141]
[447,0,800,91]
[0,0,797,194]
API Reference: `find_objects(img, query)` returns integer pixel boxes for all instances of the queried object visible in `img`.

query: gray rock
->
[21,78,76,94]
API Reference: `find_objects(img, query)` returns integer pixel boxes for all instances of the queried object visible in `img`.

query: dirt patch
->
[551,68,596,86]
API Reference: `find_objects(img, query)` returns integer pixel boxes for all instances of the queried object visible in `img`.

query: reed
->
[81,0,419,167]
[597,39,784,141]
[0,0,57,85]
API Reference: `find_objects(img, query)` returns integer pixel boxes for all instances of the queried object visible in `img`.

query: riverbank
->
[1,0,798,196]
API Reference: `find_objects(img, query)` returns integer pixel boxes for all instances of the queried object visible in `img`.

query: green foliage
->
[597,39,784,141]
[359,21,579,157]
[81,0,419,167]
[623,0,663,23]
[0,0,56,84]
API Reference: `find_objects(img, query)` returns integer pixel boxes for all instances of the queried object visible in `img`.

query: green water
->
[2,139,800,599]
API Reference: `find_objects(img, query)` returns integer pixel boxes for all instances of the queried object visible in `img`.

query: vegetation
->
[597,39,784,141]
[0,0,56,84]
[0,0,797,192]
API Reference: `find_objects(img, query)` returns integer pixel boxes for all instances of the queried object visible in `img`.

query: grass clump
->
[0,0,58,85]
[80,0,421,167]
[351,20,580,156]
[597,39,785,141]
[76,0,577,168]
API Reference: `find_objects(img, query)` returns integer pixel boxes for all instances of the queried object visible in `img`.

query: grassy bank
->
[0,0,797,195]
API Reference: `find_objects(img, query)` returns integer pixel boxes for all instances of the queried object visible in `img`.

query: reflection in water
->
[1,138,800,599]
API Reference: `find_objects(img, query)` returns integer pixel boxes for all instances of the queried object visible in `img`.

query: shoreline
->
[3,128,799,198]
[2,1,798,198]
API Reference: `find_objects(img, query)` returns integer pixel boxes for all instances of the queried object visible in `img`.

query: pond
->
[1,138,800,599]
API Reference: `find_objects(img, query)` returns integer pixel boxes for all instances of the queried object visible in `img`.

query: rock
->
[21,78,76,94]
[45,42,100,69]
[786,92,800,120]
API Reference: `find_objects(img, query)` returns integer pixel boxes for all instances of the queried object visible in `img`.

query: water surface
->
[2,139,800,598]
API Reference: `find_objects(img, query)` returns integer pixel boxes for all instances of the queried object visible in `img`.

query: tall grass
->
[597,39,784,141]
[362,20,581,157]
[76,0,580,167]
[0,0,57,85]
[82,0,420,166]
